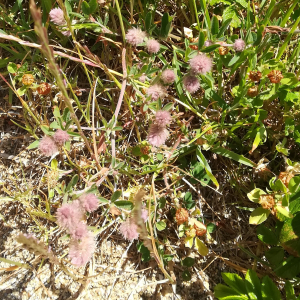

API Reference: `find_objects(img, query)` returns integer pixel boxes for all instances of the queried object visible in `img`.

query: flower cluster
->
[119,208,148,241]
[49,8,70,36]
[39,129,70,156]
[56,193,99,267]
[148,110,172,147]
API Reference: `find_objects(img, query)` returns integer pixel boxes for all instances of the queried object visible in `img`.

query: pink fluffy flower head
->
[39,136,58,156]
[71,222,88,240]
[141,208,148,222]
[189,54,212,74]
[139,74,147,83]
[155,110,172,127]
[79,193,99,213]
[183,75,200,94]
[49,8,66,26]
[146,39,160,54]
[234,39,246,51]
[161,69,176,84]
[125,28,146,46]
[148,123,169,147]
[119,218,139,240]
[204,40,213,47]
[56,200,84,232]
[69,231,96,267]
[146,84,166,101]
[53,129,70,146]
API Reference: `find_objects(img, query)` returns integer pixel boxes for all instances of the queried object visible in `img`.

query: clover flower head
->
[39,136,58,156]
[182,75,200,94]
[146,84,166,101]
[71,222,88,240]
[125,28,146,46]
[189,54,212,74]
[146,39,160,54]
[141,208,148,222]
[69,231,96,267]
[79,193,99,213]
[49,8,66,26]
[234,39,246,52]
[155,110,172,127]
[148,123,169,147]
[119,218,139,240]
[161,69,176,84]
[204,40,213,47]
[53,129,70,146]
[56,200,84,232]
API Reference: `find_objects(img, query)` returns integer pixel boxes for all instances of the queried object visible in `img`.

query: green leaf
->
[222,5,241,28]
[27,140,40,150]
[235,0,248,8]
[156,220,166,231]
[245,269,262,300]
[51,159,58,170]
[160,13,172,39]
[181,257,195,267]
[111,190,122,202]
[158,197,166,209]
[184,236,194,248]
[7,62,18,73]
[207,223,217,233]
[228,54,241,67]
[17,85,27,96]
[247,188,265,203]
[89,0,98,13]
[250,124,267,154]
[222,273,248,295]
[182,270,191,281]
[114,200,133,210]
[217,18,232,38]
[275,206,293,218]
[257,224,278,245]
[66,174,79,192]
[82,1,90,15]
[289,176,300,194]
[212,147,256,168]
[214,284,246,300]
[289,199,300,215]
[99,197,109,203]
[285,281,296,300]
[145,12,152,32]
[195,237,209,256]
[198,31,205,49]
[211,15,219,35]
[261,276,281,300]
[40,125,50,135]
[137,241,151,262]
[265,247,284,267]
[201,44,220,53]
[249,207,270,225]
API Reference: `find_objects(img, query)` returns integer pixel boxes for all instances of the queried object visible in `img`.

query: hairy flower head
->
[125,28,146,46]
[119,218,139,240]
[49,8,66,26]
[56,200,84,232]
[148,123,169,147]
[146,84,166,101]
[79,193,99,213]
[69,231,96,267]
[233,39,246,51]
[182,75,200,94]
[204,40,213,47]
[39,136,58,156]
[71,222,88,240]
[155,110,172,127]
[146,39,160,54]
[189,54,212,74]
[141,208,148,222]
[161,69,176,84]
[53,129,70,146]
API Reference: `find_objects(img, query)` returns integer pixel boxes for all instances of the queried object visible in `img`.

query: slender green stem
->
[115,0,126,44]
[192,0,201,32]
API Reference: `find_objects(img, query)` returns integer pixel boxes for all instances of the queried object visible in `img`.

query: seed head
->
[189,54,212,74]
[267,70,283,83]
[175,208,189,225]
[37,82,51,95]
[259,195,275,210]
[194,223,207,236]
[182,75,200,94]
[278,172,294,187]
[219,46,229,55]
[249,71,262,82]
[125,28,146,46]
[247,86,258,97]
